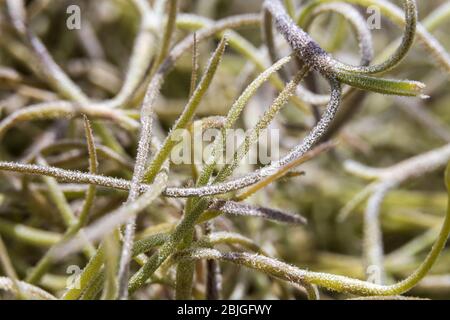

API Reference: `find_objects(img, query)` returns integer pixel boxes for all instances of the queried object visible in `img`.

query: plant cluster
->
[0,0,449,300]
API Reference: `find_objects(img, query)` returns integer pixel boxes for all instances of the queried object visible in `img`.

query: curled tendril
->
[0,0,449,300]
[264,0,425,97]
[299,0,417,74]
[294,2,374,105]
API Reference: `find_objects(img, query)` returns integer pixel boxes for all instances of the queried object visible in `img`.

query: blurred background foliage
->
[0,0,450,299]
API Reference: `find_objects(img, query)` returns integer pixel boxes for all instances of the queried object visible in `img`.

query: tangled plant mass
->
[0,0,449,300]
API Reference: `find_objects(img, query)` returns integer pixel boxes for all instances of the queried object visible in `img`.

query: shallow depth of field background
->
[0,0,450,300]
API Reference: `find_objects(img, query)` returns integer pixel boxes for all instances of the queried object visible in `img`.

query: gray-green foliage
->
[0,0,450,300]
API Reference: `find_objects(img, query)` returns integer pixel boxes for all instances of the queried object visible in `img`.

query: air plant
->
[0,0,450,301]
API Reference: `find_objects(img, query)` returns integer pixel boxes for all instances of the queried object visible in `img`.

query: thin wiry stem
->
[103,27,262,288]
[128,75,341,295]
[151,0,179,73]
[78,116,98,227]
[208,200,307,225]
[294,2,373,105]
[396,98,450,143]
[52,170,169,260]
[344,144,450,282]
[203,222,221,300]
[363,181,395,284]
[236,141,334,201]
[103,0,157,109]
[102,230,120,300]
[306,0,417,74]
[25,117,98,285]
[117,111,156,300]
[298,0,450,75]
[0,0,448,301]
[175,180,450,297]
[0,277,56,300]
[132,13,261,108]
[0,235,24,299]
[0,79,341,200]
[214,67,309,183]
[176,14,310,112]
[143,36,228,183]
[0,101,139,140]
[0,217,62,247]
[265,0,425,97]
[197,55,293,186]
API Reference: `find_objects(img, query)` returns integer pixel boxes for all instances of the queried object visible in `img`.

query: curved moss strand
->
[5,0,128,155]
[176,179,450,298]
[173,67,307,299]
[295,0,449,105]
[25,118,99,285]
[296,0,450,74]
[175,14,310,112]
[268,2,374,110]
[0,217,61,247]
[0,79,339,199]
[373,1,450,69]
[296,0,416,75]
[265,0,425,97]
